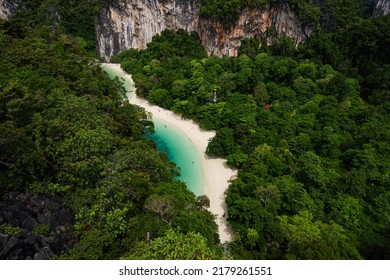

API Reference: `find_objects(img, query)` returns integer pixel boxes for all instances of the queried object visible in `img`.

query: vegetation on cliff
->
[0,18,223,259]
[199,0,321,24]
[9,0,110,52]
[114,16,389,259]
[1,0,389,260]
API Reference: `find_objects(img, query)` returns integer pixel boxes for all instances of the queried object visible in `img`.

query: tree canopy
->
[115,20,389,259]
[0,19,222,260]
[1,0,389,260]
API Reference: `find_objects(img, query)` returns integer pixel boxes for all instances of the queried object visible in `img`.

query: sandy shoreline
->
[102,63,237,243]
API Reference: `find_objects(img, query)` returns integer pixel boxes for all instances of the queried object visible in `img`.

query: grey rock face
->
[21,216,39,231]
[0,0,20,20]
[198,3,313,57]
[0,236,19,256]
[372,0,390,17]
[96,0,200,60]
[0,193,74,260]
[96,0,313,61]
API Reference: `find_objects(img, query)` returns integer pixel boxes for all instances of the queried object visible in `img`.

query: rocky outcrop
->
[96,0,313,61]
[372,0,390,17]
[0,0,20,20]
[96,0,200,60]
[198,3,313,57]
[0,193,74,260]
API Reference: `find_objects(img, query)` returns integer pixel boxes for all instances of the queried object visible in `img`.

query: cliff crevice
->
[198,3,313,57]
[372,0,390,17]
[0,0,20,20]
[96,0,200,60]
[96,0,313,61]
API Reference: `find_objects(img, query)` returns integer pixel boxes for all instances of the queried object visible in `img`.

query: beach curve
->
[102,63,237,243]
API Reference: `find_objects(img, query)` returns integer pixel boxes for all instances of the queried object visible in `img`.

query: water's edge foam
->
[101,63,237,243]
[101,64,205,196]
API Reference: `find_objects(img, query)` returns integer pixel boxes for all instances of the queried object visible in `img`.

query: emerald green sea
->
[102,64,204,196]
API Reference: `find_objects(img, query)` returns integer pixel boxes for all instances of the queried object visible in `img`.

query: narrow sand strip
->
[102,63,237,243]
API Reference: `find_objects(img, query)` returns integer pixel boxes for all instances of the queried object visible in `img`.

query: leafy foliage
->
[115,23,389,259]
[0,21,221,259]
[123,228,227,260]
[10,0,110,52]
[1,0,389,261]
[199,0,319,25]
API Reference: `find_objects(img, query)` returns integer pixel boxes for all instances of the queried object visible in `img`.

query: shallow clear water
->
[102,64,204,196]
[145,119,204,196]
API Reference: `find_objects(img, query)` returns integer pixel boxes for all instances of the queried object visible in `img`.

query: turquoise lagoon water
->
[145,119,204,196]
[101,65,204,196]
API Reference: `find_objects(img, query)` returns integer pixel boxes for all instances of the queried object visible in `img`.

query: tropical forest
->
[0,0,389,261]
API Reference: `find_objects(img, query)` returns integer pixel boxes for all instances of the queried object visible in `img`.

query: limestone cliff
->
[372,0,390,17]
[96,0,313,61]
[96,0,200,61]
[198,3,313,57]
[0,0,20,20]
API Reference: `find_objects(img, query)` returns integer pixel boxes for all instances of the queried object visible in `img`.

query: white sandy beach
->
[102,63,237,243]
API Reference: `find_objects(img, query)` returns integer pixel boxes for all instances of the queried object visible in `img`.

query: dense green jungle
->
[0,0,389,260]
